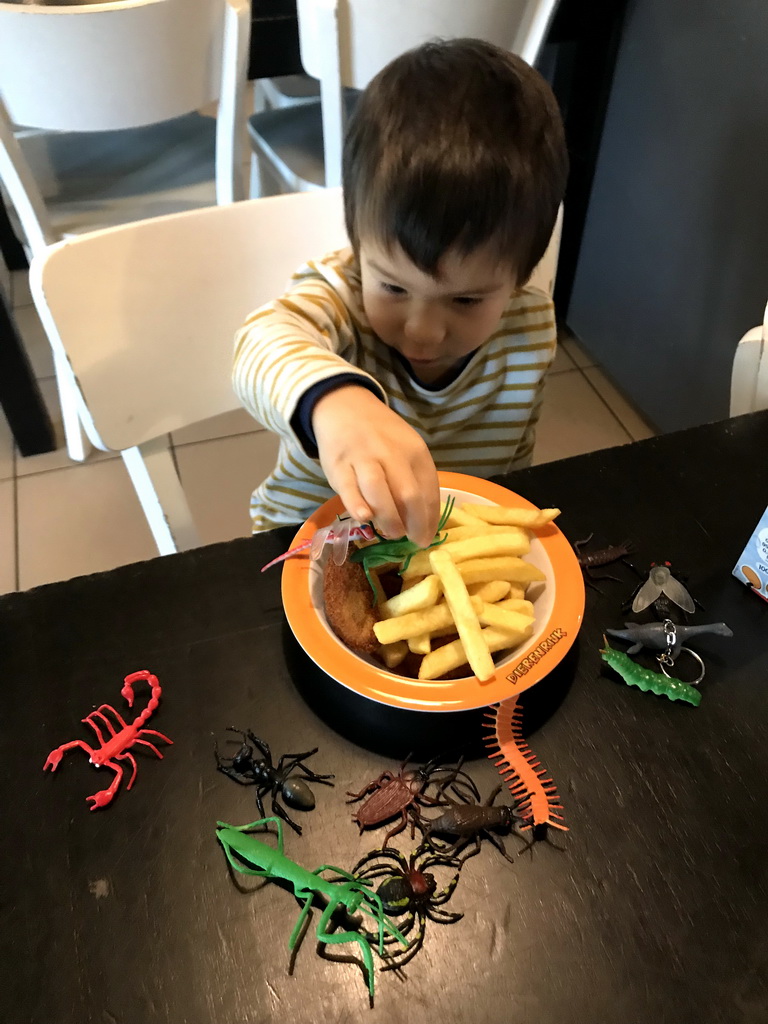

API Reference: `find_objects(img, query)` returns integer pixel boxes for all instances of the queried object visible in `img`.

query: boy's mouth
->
[404,354,440,365]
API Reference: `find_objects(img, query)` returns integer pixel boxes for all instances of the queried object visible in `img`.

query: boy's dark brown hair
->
[343,38,568,284]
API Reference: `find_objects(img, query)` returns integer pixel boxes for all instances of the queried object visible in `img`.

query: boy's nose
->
[403,305,445,348]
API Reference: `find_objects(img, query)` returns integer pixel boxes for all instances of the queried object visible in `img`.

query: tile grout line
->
[577,365,637,443]
[171,426,265,451]
[169,433,180,475]
[12,443,19,592]
[13,424,267,482]
[15,451,121,481]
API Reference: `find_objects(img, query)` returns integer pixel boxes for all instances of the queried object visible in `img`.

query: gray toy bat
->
[606,621,733,657]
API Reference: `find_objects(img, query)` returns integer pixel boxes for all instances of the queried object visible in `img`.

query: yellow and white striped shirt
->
[233,248,556,532]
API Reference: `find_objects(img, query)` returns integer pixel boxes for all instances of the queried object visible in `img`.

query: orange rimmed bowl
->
[282,472,585,713]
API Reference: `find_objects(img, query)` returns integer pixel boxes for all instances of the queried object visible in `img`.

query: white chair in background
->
[527,204,563,298]
[248,0,560,195]
[731,299,768,415]
[0,0,250,460]
[255,75,321,111]
[28,189,349,556]
[27,184,560,558]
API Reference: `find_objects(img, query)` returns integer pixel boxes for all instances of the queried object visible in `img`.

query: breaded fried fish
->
[323,558,380,656]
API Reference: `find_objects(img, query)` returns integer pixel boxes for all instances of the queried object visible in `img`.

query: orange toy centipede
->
[483,696,567,833]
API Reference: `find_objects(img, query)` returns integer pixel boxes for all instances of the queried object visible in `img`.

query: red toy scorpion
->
[43,670,172,810]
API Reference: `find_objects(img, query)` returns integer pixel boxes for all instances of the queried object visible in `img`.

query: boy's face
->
[359,238,518,386]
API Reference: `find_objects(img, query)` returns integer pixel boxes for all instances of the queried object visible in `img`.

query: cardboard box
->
[733,504,768,601]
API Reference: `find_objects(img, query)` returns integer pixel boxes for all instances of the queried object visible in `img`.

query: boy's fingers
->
[393,465,441,549]
[410,490,442,550]
[330,467,372,525]
[356,468,406,540]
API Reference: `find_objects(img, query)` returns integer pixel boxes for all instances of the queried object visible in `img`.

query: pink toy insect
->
[43,669,172,811]
[261,516,375,572]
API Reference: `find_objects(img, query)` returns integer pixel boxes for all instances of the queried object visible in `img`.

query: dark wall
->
[566,0,768,432]
[249,0,304,80]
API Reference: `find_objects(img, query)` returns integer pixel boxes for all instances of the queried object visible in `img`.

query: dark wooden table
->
[2,412,767,1024]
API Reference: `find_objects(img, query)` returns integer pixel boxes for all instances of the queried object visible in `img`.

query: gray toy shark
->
[606,621,733,657]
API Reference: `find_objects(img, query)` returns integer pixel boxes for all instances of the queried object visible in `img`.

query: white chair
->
[248,0,560,194]
[527,203,563,298]
[255,75,322,111]
[28,188,349,556]
[0,0,250,460]
[731,299,768,415]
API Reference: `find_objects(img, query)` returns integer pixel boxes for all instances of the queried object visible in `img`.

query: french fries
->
[467,580,511,603]
[419,620,534,680]
[379,640,409,669]
[444,506,488,529]
[380,574,441,618]
[401,531,530,577]
[373,595,484,645]
[429,549,495,681]
[365,568,409,667]
[330,497,556,682]
[477,602,535,635]
[455,557,545,587]
[460,505,560,529]
[408,634,432,655]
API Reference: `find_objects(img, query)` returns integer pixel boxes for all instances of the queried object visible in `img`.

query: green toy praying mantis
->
[215,817,408,999]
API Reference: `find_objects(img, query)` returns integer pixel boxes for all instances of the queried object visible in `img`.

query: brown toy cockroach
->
[347,756,479,847]
[420,784,522,863]
[575,534,637,588]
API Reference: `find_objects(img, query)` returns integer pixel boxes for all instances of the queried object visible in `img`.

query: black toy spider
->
[214,728,334,835]
[350,845,473,969]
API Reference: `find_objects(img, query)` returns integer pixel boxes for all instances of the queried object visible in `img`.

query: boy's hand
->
[312,385,441,549]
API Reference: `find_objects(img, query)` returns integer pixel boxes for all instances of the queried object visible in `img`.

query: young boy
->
[233,38,568,548]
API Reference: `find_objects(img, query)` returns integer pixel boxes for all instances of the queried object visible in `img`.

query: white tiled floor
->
[1,264,656,595]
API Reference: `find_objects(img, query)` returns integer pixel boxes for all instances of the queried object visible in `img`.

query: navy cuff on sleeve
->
[290,374,384,457]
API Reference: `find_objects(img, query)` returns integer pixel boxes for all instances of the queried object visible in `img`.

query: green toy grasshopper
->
[350,495,456,596]
[215,817,408,999]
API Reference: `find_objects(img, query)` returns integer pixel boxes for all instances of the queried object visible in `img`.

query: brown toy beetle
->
[347,756,479,847]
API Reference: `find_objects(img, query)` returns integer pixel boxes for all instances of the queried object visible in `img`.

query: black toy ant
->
[214,728,335,835]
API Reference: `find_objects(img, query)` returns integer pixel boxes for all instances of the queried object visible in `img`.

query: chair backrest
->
[296,0,560,186]
[0,0,225,131]
[731,299,768,416]
[526,203,562,299]
[0,0,248,256]
[28,189,349,452]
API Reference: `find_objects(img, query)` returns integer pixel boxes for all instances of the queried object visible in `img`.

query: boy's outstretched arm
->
[312,385,441,549]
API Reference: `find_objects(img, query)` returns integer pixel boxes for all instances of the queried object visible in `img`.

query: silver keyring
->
[658,646,705,686]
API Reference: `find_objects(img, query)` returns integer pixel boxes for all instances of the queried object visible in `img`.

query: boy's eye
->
[381,282,406,295]
[453,296,482,307]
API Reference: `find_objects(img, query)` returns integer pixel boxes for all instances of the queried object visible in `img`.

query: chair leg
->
[249,152,264,198]
[52,349,90,462]
[215,0,249,205]
[0,98,58,258]
[121,438,200,556]
[253,80,268,114]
